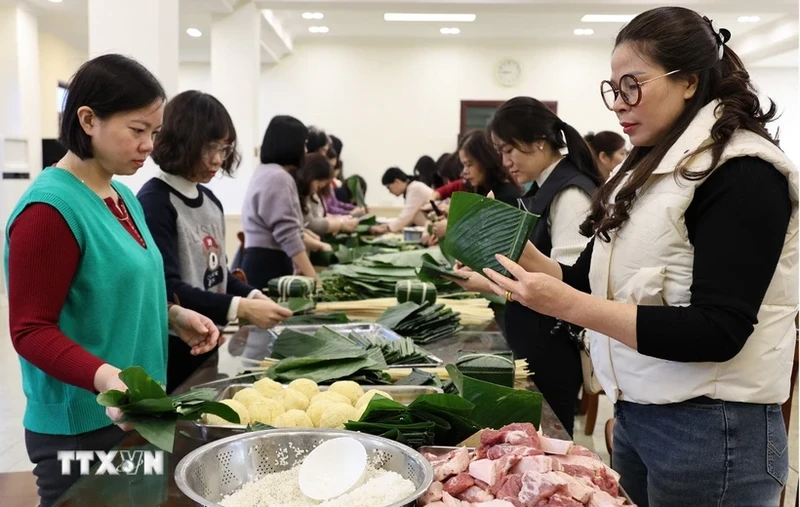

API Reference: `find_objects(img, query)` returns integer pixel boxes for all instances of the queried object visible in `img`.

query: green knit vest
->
[4,168,168,435]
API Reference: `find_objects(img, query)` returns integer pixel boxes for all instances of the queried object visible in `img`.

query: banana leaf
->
[446,364,542,430]
[278,297,315,314]
[283,312,350,326]
[96,367,239,452]
[443,191,538,277]
[358,214,377,225]
[310,250,338,267]
[417,253,468,283]
[346,175,367,208]
[266,356,379,383]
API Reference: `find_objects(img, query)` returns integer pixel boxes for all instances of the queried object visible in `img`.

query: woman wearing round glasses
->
[482,7,796,506]
[138,90,291,392]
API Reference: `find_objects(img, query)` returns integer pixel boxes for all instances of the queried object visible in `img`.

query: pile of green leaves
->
[447,364,543,429]
[96,367,239,453]
[266,327,390,384]
[378,301,462,344]
[346,331,438,366]
[344,394,482,447]
[443,192,538,277]
[282,312,350,326]
[320,248,462,301]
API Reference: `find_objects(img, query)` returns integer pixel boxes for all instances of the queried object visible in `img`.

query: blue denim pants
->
[613,398,788,507]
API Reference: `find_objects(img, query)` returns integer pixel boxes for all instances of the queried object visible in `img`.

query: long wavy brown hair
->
[583,7,777,242]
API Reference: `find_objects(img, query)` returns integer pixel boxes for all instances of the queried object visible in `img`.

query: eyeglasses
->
[205,143,235,161]
[600,69,682,110]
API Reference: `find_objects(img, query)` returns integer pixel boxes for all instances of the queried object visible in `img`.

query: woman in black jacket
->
[454,98,602,436]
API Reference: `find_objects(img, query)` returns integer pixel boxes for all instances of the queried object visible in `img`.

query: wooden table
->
[55,326,568,506]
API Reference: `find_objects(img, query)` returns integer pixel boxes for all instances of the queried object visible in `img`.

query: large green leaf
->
[417,253,468,283]
[118,366,167,403]
[377,302,422,329]
[346,175,367,208]
[96,389,127,408]
[446,364,542,430]
[272,328,365,360]
[443,192,538,277]
[278,297,315,314]
[266,356,377,383]
[126,415,178,454]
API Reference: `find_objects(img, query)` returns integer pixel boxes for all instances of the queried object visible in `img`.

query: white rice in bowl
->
[219,464,416,507]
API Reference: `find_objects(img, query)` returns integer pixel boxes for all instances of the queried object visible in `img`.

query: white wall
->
[180,41,624,211]
[181,42,800,213]
[38,31,86,139]
[750,66,800,165]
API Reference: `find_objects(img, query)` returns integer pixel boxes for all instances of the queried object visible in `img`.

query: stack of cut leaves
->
[320,248,461,302]
[282,312,350,326]
[378,301,462,344]
[96,366,239,453]
[265,327,390,384]
[345,330,438,366]
[443,191,538,277]
[344,394,482,447]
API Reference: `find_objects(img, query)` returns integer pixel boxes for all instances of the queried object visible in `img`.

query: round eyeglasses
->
[205,143,235,161]
[600,69,681,110]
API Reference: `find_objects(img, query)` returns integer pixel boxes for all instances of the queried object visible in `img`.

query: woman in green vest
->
[5,54,220,507]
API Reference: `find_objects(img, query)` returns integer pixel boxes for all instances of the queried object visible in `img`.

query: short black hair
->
[306,126,329,153]
[260,115,308,168]
[60,54,166,160]
[381,167,411,186]
[151,90,240,179]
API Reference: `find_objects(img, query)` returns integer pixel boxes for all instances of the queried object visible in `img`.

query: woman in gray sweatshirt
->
[241,116,318,290]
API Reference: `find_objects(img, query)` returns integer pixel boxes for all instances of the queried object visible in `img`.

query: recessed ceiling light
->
[302,12,324,20]
[186,28,202,38]
[440,27,461,35]
[581,14,636,23]
[738,16,761,23]
[309,26,329,34]
[384,13,476,22]
[48,0,63,3]
[574,28,595,36]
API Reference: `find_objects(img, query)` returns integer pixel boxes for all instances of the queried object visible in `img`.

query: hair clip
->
[703,16,732,60]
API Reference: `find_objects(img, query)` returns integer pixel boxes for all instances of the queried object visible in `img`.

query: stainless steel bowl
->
[175,428,434,507]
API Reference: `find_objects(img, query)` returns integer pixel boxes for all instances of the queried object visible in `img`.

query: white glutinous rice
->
[219,465,416,507]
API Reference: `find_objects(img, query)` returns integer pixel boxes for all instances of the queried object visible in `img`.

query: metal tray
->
[417,445,633,505]
[193,383,443,441]
[269,322,444,368]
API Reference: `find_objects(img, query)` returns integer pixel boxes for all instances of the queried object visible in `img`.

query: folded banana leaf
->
[417,253,469,284]
[443,191,538,277]
[395,280,437,305]
[267,276,316,301]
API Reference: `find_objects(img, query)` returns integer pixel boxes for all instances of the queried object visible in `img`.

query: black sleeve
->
[137,182,234,325]
[637,157,792,363]
[560,238,594,294]
[227,273,256,298]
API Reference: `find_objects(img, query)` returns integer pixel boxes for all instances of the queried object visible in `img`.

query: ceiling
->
[13,0,800,66]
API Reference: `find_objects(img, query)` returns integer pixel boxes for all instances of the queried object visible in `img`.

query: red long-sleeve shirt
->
[8,199,147,392]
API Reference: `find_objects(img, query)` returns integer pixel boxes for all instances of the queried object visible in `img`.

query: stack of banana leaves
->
[320,248,460,301]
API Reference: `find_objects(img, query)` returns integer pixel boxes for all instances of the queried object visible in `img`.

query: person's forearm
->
[292,251,318,278]
[303,232,327,252]
[557,290,638,350]
[518,243,564,280]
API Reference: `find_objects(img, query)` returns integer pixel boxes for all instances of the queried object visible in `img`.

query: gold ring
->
[505,290,513,302]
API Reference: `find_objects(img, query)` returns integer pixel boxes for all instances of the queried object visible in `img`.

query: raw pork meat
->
[554,472,595,503]
[445,473,475,496]
[459,485,495,503]
[474,501,518,507]
[419,480,444,505]
[433,447,471,482]
[535,494,584,507]
[537,435,573,455]
[567,445,601,460]
[486,444,544,460]
[588,489,627,507]
[511,456,563,475]
[518,471,570,505]
[592,465,621,497]
[492,473,523,499]
[481,423,540,448]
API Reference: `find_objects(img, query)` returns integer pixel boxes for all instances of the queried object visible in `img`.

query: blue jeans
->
[613,399,788,507]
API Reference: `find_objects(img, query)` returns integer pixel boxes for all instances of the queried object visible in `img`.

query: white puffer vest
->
[589,100,799,405]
